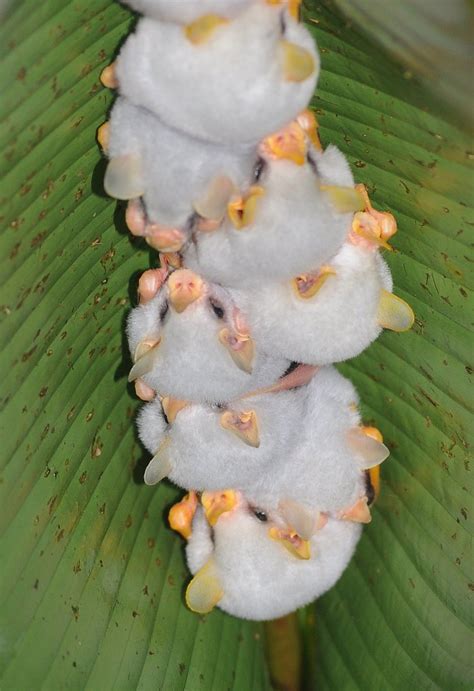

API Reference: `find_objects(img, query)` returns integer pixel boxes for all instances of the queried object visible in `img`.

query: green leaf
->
[1,1,472,689]
[331,0,474,134]
[0,2,269,688]
[300,1,473,689]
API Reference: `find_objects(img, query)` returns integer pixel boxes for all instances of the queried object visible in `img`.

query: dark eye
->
[209,297,225,320]
[307,152,319,176]
[159,300,169,321]
[252,509,268,522]
[254,157,266,182]
[279,11,286,35]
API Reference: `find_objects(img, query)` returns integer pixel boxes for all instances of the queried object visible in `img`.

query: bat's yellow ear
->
[377,290,415,332]
[128,339,161,382]
[193,175,236,222]
[278,499,321,541]
[338,497,372,524]
[186,560,224,614]
[220,409,260,448]
[320,184,366,213]
[104,155,145,200]
[291,266,336,300]
[346,427,390,470]
[201,490,238,526]
[144,437,171,486]
[268,526,311,560]
[280,41,315,82]
[218,328,255,374]
[227,186,265,229]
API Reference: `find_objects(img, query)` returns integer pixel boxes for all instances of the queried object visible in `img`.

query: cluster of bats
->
[98,0,414,621]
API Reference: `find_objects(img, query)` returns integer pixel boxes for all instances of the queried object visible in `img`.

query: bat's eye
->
[307,152,319,175]
[252,509,268,522]
[253,157,267,183]
[159,300,169,322]
[279,10,286,35]
[209,297,225,320]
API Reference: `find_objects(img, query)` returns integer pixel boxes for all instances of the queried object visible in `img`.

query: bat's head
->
[138,380,306,491]
[243,367,390,515]
[127,269,289,403]
[116,4,318,145]
[188,122,361,285]
[185,493,362,620]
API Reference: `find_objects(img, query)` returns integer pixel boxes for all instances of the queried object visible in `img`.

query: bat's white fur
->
[107,97,256,230]
[137,383,304,488]
[186,504,361,620]
[138,367,369,515]
[246,366,366,511]
[115,4,318,144]
[127,274,289,403]
[234,244,393,365]
[185,144,354,285]
[122,0,255,23]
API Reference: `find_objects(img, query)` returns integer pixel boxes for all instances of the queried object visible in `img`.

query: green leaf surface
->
[301,2,473,689]
[332,0,474,134]
[1,0,472,689]
[0,2,269,689]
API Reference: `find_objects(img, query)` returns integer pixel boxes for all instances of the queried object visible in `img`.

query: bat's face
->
[185,127,363,287]
[106,98,257,240]
[138,382,306,492]
[185,495,362,620]
[127,269,289,403]
[237,245,396,366]
[116,4,319,145]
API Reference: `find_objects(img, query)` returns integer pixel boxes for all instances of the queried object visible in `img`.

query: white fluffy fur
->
[127,274,289,403]
[107,97,256,230]
[186,504,362,620]
[138,367,369,515]
[137,384,304,489]
[234,244,393,365]
[185,145,354,286]
[115,4,318,144]
[122,0,255,23]
[246,367,367,512]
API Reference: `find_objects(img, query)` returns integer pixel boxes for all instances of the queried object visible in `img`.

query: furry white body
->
[127,273,289,403]
[235,244,393,365]
[186,505,362,620]
[122,0,256,23]
[245,367,366,511]
[106,97,256,230]
[138,367,370,515]
[137,384,304,489]
[115,4,318,144]
[185,144,354,285]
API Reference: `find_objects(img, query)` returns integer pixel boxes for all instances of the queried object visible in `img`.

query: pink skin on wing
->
[241,363,318,399]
